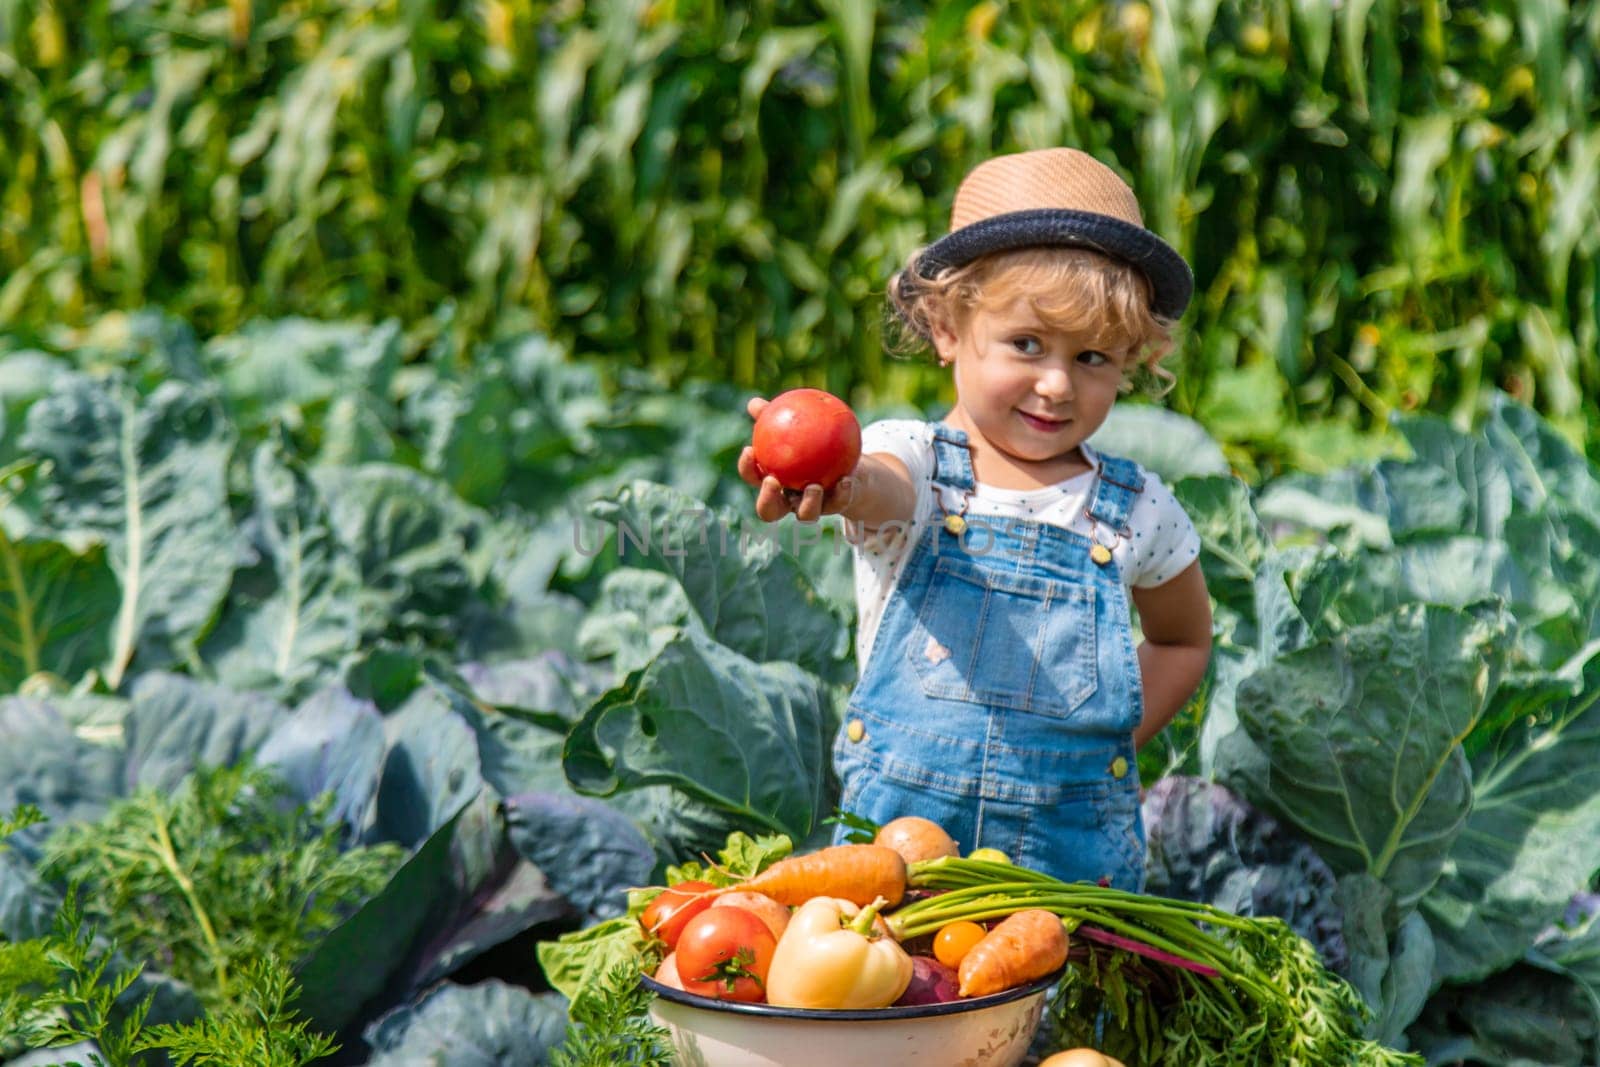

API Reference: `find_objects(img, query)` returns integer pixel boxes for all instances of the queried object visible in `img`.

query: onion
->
[655,952,684,990]
[874,816,959,865]
[892,956,961,1006]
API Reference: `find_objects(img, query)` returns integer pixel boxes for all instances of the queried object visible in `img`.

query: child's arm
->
[738,397,917,528]
[1128,560,1213,750]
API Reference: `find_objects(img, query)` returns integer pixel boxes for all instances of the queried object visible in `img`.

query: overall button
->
[847,719,866,743]
[1110,756,1129,779]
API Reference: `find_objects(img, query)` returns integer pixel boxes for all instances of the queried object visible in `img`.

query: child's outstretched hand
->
[738,396,858,524]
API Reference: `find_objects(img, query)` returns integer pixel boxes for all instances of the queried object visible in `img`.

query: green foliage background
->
[5,3,1600,1060]
[2,0,1597,475]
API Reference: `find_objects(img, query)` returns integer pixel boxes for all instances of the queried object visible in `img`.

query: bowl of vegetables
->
[632,819,1075,1067]
[541,816,1419,1066]
[641,966,1063,1067]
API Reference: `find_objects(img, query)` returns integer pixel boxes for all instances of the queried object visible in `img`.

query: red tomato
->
[639,880,715,949]
[676,906,778,1002]
[752,388,862,490]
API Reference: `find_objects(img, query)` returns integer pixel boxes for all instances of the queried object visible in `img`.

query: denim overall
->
[833,423,1148,890]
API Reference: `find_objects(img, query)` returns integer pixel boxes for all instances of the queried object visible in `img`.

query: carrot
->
[732,843,907,908]
[956,908,1069,998]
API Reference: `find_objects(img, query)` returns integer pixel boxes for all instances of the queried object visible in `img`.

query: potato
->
[1037,1051,1125,1067]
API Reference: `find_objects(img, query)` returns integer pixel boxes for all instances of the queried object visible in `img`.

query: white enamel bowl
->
[641,969,1062,1067]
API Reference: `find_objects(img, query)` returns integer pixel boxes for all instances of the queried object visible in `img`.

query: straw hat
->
[905,148,1193,322]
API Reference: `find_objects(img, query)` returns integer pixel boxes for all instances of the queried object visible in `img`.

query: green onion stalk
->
[888,858,1422,1067]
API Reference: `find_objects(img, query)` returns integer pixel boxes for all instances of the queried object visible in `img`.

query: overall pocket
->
[907,555,1098,717]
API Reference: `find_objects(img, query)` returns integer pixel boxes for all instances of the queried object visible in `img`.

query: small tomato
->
[933,920,988,968]
[676,907,778,1003]
[640,880,715,949]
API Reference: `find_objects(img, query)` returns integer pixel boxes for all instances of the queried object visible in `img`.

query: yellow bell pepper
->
[764,895,913,1009]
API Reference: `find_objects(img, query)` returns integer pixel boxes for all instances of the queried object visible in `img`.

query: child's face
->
[934,297,1129,467]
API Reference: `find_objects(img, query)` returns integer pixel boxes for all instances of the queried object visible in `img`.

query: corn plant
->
[1,0,1596,473]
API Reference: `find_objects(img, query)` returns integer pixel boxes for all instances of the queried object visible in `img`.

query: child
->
[738,148,1212,890]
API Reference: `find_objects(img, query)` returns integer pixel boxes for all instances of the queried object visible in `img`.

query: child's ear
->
[928,312,959,366]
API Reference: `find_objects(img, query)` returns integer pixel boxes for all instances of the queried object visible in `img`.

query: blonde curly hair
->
[888,246,1178,395]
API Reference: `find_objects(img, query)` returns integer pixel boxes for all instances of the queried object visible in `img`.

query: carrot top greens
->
[896,857,1422,1066]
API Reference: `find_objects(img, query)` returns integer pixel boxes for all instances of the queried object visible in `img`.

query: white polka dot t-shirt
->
[850,419,1202,667]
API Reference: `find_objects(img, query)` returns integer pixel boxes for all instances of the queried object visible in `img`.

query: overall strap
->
[930,423,976,491]
[1086,454,1145,534]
